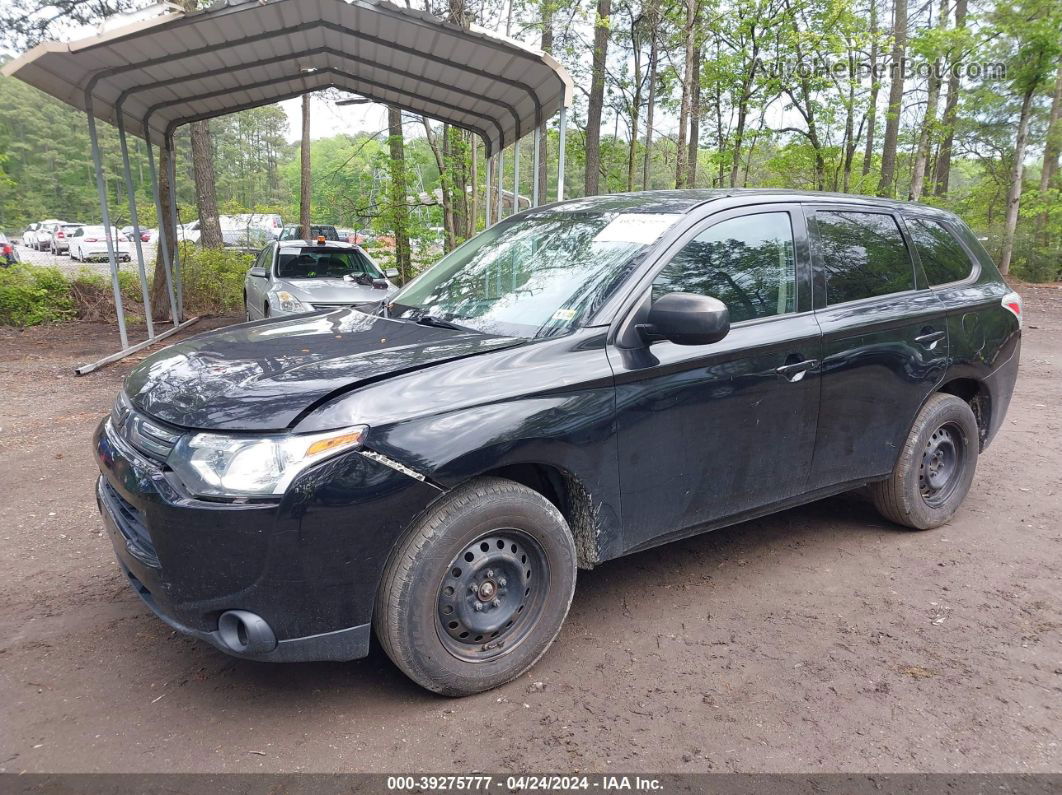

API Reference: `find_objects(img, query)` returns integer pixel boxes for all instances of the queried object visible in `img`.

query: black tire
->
[870,393,979,530]
[374,477,577,696]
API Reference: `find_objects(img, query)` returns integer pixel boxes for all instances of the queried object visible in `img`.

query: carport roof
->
[1,0,573,155]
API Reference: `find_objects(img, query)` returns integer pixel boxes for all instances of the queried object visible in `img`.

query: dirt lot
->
[1,289,1059,774]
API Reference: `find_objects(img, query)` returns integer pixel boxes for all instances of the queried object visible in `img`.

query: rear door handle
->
[776,359,819,382]
[915,329,945,348]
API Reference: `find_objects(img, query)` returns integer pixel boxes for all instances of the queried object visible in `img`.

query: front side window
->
[653,212,797,323]
[906,217,974,285]
[276,247,383,280]
[816,211,914,305]
[390,210,682,338]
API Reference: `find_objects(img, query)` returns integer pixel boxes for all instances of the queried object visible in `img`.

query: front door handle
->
[915,329,946,349]
[776,358,819,382]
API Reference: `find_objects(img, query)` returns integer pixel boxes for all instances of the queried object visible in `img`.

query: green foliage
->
[0,264,74,325]
[179,245,254,314]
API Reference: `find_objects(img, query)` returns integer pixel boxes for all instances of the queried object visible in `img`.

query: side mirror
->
[249,266,267,278]
[372,278,390,290]
[640,292,730,346]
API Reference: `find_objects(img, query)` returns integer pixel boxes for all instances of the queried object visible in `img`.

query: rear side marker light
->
[1001,291,1022,329]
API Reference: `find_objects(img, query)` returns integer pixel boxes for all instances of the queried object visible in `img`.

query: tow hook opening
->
[217,610,277,655]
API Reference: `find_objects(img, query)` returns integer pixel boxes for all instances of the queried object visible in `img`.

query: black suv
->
[94,190,1021,695]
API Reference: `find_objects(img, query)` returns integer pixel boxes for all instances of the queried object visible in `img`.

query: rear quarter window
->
[906,217,975,285]
[815,210,915,305]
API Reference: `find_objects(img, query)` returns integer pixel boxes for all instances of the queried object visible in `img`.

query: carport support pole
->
[116,114,155,339]
[166,136,184,320]
[532,127,541,207]
[556,107,567,202]
[84,95,129,350]
[496,150,504,220]
[485,156,492,227]
[144,138,180,326]
[513,138,520,214]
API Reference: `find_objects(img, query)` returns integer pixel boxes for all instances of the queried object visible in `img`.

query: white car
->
[22,222,41,248]
[32,219,64,250]
[69,225,132,262]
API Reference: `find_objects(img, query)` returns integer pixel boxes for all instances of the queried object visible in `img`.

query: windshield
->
[389,210,682,337]
[277,247,383,280]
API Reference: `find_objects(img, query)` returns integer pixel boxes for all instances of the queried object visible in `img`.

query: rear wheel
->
[870,393,979,530]
[375,477,577,696]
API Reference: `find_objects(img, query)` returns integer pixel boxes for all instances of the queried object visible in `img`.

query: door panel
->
[809,293,949,487]
[806,207,949,489]
[607,205,821,553]
[610,314,822,550]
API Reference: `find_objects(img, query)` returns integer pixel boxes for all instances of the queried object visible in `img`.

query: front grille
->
[111,394,181,462]
[310,302,354,311]
[100,480,159,568]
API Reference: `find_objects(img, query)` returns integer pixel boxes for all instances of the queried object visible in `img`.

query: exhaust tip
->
[217,610,277,655]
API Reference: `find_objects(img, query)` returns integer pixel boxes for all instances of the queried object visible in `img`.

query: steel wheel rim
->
[919,422,964,508]
[436,529,550,663]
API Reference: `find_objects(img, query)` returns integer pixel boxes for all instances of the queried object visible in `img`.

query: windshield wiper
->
[415,314,479,333]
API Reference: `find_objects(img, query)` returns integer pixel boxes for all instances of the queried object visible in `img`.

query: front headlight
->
[167,425,367,498]
[274,290,309,313]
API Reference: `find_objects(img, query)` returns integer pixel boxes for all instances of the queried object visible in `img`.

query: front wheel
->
[375,477,577,696]
[869,393,979,530]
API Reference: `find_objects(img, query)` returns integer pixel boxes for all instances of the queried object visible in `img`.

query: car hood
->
[125,310,522,431]
[279,277,397,305]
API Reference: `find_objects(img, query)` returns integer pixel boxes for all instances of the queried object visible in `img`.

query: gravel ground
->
[0,287,1059,774]
[11,243,152,278]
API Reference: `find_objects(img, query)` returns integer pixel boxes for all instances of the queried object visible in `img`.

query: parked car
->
[32,219,64,251]
[175,219,200,244]
[1,233,19,266]
[22,222,41,248]
[224,213,284,247]
[69,225,132,262]
[243,240,396,319]
[95,190,1020,695]
[277,224,340,242]
[121,226,154,244]
[49,222,85,255]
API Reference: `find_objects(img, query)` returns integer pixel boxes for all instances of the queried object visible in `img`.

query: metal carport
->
[2,0,572,372]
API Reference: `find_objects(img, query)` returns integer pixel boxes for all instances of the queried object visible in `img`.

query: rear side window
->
[906,218,974,285]
[653,212,797,323]
[815,211,914,305]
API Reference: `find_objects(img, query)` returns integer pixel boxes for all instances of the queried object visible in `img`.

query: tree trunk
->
[626,12,642,193]
[151,137,177,322]
[862,0,880,177]
[300,94,311,240]
[189,120,222,248]
[909,0,947,200]
[584,0,611,196]
[1035,62,1062,244]
[686,42,702,187]
[999,88,1036,275]
[642,6,659,190]
[675,0,698,187]
[933,0,967,196]
[423,118,456,251]
[877,0,907,197]
[388,107,412,282]
[841,44,858,191]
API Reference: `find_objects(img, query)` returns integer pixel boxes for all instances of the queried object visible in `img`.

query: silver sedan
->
[243,240,398,320]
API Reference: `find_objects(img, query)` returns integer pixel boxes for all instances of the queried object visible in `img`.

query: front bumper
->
[94,417,441,662]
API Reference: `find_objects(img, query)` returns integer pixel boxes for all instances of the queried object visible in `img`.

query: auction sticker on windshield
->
[592,213,683,245]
